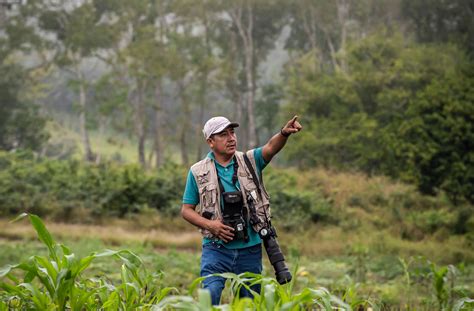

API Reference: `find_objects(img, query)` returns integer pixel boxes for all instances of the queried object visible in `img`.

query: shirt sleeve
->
[182,169,200,205]
[253,147,268,176]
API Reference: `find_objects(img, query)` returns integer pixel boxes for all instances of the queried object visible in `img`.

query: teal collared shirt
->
[183,148,268,249]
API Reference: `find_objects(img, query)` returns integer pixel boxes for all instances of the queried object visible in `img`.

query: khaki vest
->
[190,150,271,238]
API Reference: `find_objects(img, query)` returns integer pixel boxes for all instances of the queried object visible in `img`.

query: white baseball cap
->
[203,116,239,139]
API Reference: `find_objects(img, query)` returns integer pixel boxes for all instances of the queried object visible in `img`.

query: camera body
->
[222,191,248,242]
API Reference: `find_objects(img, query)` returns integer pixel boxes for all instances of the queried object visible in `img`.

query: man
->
[181,115,302,305]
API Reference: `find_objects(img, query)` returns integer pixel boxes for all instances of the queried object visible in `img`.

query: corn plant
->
[0,213,175,310]
[0,214,374,310]
[153,271,352,310]
[453,298,474,311]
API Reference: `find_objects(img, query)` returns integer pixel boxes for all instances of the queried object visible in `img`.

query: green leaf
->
[453,298,474,311]
[0,265,15,277]
[188,276,207,296]
[197,289,212,310]
[70,255,95,278]
[28,214,58,262]
[154,287,178,303]
[9,212,29,223]
[33,256,58,282]
[102,291,120,310]
[19,282,50,310]
[264,283,276,310]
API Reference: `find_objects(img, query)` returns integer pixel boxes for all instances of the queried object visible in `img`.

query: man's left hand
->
[281,115,303,136]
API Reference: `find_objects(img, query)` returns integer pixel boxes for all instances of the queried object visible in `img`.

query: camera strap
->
[216,157,239,194]
[244,152,273,227]
[243,153,262,197]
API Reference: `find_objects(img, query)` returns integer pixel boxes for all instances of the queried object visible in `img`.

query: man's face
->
[207,127,237,156]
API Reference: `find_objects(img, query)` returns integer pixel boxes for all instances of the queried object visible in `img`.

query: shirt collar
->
[207,151,235,168]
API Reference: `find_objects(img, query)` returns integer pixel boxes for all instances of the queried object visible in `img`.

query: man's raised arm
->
[262,115,303,163]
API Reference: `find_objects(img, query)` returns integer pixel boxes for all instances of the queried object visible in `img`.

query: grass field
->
[2,121,473,309]
[1,215,473,309]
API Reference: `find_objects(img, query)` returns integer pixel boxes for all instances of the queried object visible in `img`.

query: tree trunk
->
[153,81,164,168]
[230,2,257,149]
[244,3,257,149]
[196,15,211,162]
[153,5,168,168]
[133,80,147,168]
[300,2,320,67]
[178,81,190,167]
[235,92,247,149]
[336,0,350,73]
[77,70,94,162]
[196,76,206,162]
[325,33,340,72]
[227,27,247,149]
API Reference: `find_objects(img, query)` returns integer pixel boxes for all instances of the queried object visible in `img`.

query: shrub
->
[0,152,185,220]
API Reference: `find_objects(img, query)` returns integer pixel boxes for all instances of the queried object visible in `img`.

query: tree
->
[0,64,49,152]
[38,1,118,161]
[0,2,49,152]
[391,66,474,203]
[283,29,473,203]
[224,0,286,148]
[92,0,170,168]
[174,0,220,162]
[286,0,402,73]
[402,0,474,56]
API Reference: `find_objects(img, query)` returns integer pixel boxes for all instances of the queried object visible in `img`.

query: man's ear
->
[206,137,214,148]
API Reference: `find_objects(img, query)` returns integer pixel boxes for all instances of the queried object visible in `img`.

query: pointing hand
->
[281,115,303,137]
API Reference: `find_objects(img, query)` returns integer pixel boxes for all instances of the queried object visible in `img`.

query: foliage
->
[284,31,473,203]
[389,66,474,203]
[0,64,49,152]
[397,257,474,311]
[0,213,176,310]
[0,152,185,219]
[0,214,364,310]
[401,0,474,56]
[2,150,472,242]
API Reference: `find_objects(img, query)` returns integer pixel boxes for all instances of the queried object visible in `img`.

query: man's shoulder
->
[235,149,258,169]
[235,149,258,162]
[190,157,212,175]
[235,149,256,157]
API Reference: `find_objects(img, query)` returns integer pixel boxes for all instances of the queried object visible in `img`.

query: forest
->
[0,0,473,310]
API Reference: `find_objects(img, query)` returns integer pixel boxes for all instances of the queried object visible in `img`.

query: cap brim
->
[211,122,239,137]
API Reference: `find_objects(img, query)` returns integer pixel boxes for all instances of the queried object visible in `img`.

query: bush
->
[0,151,185,220]
[407,209,456,235]
[264,168,335,230]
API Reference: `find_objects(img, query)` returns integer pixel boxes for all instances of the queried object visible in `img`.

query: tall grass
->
[0,214,366,310]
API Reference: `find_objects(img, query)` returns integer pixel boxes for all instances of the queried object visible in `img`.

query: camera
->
[222,191,248,242]
[259,226,292,285]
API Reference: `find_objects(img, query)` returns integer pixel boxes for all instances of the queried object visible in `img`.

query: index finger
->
[290,115,298,125]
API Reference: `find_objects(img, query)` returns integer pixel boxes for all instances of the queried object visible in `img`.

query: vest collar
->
[207,151,235,168]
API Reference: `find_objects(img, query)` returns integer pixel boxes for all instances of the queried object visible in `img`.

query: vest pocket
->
[201,183,218,210]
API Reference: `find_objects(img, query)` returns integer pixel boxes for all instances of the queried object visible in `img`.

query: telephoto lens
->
[260,229,292,284]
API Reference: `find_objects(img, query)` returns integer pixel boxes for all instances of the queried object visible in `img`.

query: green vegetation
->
[1,0,473,309]
[0,214,357,310]
[1,214,473,310]
[0,151,185,219]
[0,153,473,309]
[2,151,473,249]
[1,1,472,204]
[284,32,474,203]
[0,64,49,152]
